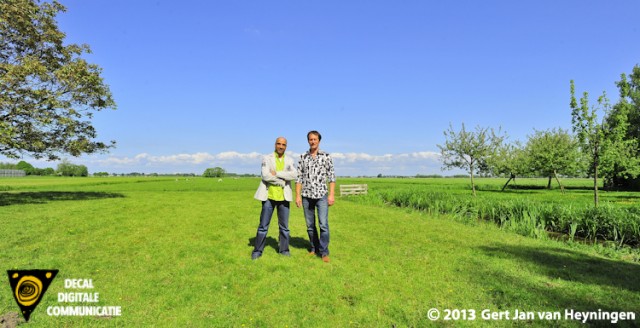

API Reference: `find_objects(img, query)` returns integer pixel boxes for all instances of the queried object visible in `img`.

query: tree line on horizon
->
[0,159,87,177]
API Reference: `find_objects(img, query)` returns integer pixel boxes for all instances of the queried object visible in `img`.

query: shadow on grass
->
[502,184,640,194]
[482,189,546,195]
[502,184,597,191]
[247,236,310,253]
[479,244,640,293]
[0,191,125,206]
[466,245,640,327]
[473,244,640,321]
[612,195,640,202]
[481,187,640,205]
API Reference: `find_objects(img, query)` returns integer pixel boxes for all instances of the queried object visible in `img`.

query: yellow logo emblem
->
[7,270,58,322]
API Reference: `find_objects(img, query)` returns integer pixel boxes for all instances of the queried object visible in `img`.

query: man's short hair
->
[307,130,322,141]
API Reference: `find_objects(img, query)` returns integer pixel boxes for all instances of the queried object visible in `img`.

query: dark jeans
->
[302,195,329,256]
[252,199,290,256]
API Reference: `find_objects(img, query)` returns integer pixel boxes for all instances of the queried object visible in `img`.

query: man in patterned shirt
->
[295,130,336,263]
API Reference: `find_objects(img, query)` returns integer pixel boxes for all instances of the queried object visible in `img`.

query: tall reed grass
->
[369,188,640,247]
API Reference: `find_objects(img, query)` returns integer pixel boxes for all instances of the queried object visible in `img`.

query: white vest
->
[254,153,297,201]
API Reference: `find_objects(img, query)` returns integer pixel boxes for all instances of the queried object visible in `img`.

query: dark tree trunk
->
[594,152,599,206]
[553,170,565,194]
[501,173,516,191]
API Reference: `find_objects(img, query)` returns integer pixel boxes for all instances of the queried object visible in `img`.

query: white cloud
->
[216,151,262,162]
[7,150,445,176]
[145,152,215,165]
[332,151,440,164]
[93,151,264,167]
[243,27,262,37]
[81,151,440,175]
[96,153,150,166]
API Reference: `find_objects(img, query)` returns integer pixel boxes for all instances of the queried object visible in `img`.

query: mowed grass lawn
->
[0,177,639,327]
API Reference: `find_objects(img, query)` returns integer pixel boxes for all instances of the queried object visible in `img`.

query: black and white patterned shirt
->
[296,150,336,199]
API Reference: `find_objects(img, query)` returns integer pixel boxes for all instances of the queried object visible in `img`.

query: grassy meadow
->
[0,176,639,327]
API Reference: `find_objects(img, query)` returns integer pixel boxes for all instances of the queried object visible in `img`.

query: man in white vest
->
[251,137,297,259]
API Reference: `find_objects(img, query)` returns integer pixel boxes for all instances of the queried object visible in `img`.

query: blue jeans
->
[252,200,290,256]
[302,195,329,256]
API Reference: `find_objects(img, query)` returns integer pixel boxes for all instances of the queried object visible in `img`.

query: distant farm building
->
[0,169,26,177]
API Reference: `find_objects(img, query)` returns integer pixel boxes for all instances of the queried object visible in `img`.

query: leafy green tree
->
[602,66,640,189]
[570,81,619,205]
[0,162,17,169]
[483,141,528,190]
[75,165,88,177]
[525,128,581,193]
[203,167,226,178]
[0,0,116,161]
[57,159,88,176]
[616,65,640,142]
[33,167,54,175]
[438,123,505,196]
[15,160,34,175]
[56,160,73,176]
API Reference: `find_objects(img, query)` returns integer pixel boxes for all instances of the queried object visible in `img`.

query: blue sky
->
[6,1,640,176]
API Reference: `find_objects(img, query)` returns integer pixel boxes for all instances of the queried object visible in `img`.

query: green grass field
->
[1,177,639,327]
